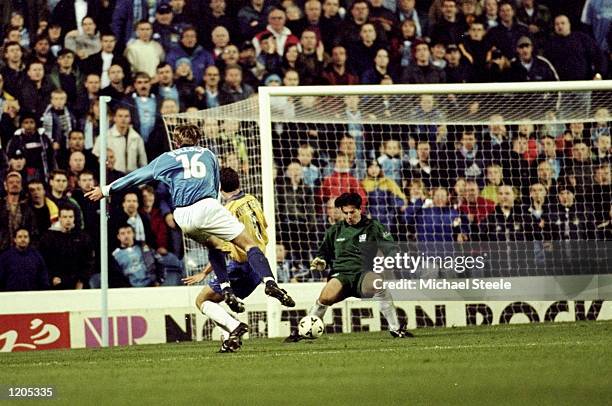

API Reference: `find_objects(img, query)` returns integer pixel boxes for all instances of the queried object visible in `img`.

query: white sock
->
[308,300,328,319]
[220,281,231,290]
[201,301,240,332]
[263,277,274,283]
[375,290,401,331]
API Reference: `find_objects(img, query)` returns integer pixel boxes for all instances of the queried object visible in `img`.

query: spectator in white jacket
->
[93,106,147,173]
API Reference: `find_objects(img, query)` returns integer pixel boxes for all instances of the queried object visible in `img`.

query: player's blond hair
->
[174,124,202,146]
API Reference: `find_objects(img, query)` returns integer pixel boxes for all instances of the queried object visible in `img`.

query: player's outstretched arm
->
[85,158,161,202]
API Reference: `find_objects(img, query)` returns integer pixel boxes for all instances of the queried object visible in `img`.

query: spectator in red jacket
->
[319,152,367,208]
[458,180,496,224]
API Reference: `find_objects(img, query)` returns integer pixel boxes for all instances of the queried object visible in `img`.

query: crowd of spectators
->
[0,0,611,290]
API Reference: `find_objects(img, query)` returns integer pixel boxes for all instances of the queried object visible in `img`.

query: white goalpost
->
[164,81,612,338]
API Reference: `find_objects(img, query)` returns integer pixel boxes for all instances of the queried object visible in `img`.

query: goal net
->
[163,81,612,337]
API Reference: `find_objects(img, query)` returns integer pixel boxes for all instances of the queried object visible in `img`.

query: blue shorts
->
[208,261,261,299]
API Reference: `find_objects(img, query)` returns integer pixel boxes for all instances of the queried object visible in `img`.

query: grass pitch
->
[2,321,611,405]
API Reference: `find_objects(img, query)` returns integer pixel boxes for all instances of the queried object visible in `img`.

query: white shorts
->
[173,198,245,243]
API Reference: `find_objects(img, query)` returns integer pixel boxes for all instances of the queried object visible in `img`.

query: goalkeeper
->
[286,192,413,341]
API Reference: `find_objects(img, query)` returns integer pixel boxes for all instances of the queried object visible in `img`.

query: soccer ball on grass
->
[298,315,324,339]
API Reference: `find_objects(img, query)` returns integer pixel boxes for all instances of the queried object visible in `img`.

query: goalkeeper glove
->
[310,257,327,271]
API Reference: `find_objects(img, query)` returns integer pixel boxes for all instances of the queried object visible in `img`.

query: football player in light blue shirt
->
[86,124,295,349]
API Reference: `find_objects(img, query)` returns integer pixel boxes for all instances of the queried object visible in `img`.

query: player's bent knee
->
[231,231,256,252]
[318,295,336,306]
[196,287,223,310]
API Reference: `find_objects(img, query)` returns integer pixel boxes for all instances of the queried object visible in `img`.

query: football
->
[298,315,325,339]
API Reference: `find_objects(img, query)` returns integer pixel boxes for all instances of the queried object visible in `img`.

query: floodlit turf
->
[2,321,611,405]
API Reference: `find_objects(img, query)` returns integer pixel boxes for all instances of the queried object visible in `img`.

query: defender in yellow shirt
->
[183,167,278,352]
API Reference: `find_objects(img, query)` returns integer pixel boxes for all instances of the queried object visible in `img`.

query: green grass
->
[2,321,611,405]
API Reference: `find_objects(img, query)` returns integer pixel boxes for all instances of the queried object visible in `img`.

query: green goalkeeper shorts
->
[330,272,367,299]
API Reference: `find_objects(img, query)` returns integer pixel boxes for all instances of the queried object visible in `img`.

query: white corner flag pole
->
[99,96,111,348]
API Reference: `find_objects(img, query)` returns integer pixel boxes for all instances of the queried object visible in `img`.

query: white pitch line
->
[3,340,601,368]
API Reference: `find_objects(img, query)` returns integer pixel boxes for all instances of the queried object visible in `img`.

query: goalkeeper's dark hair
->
[174,124,202,146]
[220,167,240,193]
[334,192,362,209]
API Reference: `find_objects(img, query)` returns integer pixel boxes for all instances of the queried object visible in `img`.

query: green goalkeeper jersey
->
[317,217,394,275]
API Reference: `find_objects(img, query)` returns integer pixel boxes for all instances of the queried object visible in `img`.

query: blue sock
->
[247,247,274,281]
[208,248,229,286]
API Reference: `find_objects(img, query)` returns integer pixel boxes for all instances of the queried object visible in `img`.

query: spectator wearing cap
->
[401,40,446,84]
[239,41,267,82]
[0,42,27,98]
[237,0,273,42]
[7,112,55,182]
[444,44,474,83]
[5,149,27,187]
[125,20,165,79]
[111,0,151,48]
[430,0,467,47]
[508,36,558,82]
[51,0,100,37]
[0,228,49,291]
[64,16,101,60]
[484,1,530,59]
[81,31,131,88]
[152,3,180,51]
[257,32,283,76]
[219,64,255,105]
[0,171,38,252]
[165,26,213,85]
[253,8,300,57]
[544,14,605,81]
[322,45,360,85]
[48,49,83,108]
